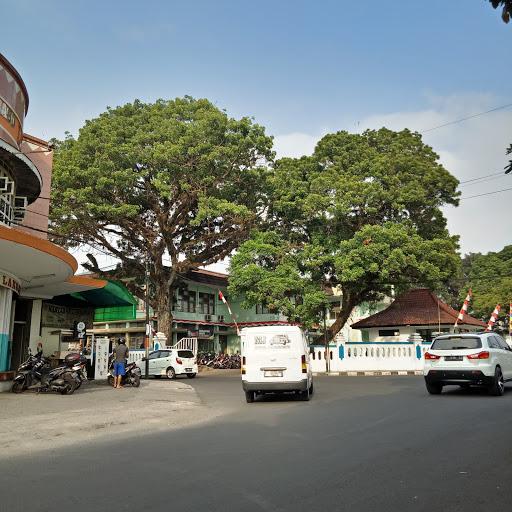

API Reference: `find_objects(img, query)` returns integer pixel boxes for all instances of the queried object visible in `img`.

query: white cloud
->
[273,132,325,158]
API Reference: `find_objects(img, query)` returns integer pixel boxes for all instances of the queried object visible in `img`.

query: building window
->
[256,303,270,315]
[0,165,15,226]
[378,329,399,337]
[198,292,215,315]
[361,330,370,342]
[176,288,197,313]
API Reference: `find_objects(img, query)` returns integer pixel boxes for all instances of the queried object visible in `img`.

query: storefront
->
[0,53,131,390]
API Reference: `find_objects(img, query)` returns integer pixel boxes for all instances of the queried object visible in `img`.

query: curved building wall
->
[0,53,28,148]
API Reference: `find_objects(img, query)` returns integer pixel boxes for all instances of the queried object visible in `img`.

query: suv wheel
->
[426,381,443,395]
[166,367,176,380]
[489,367,505,396]
[245,391,255,403]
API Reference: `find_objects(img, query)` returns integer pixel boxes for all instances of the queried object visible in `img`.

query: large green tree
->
[229,128,461,339]
[461,245,512,326]
[488,0,512,23]
[50,97,273,337]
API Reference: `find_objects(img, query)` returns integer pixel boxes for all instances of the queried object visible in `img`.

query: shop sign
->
[0,273,21,295]
[42,303,94,329]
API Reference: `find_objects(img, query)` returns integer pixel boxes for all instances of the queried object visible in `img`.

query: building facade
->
[351,288,487,342]
[0,53,122,389]
[93,269,289,354]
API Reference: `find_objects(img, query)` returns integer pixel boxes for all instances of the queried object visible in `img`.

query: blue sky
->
[2,0,512,261]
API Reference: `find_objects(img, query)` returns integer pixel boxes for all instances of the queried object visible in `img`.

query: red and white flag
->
[454,289,472,327]
[218,290,232,315]
[485,304,501,332]
[218,290,240,336]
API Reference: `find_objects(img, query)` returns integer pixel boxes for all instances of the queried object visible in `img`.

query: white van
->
[240,325,313,403]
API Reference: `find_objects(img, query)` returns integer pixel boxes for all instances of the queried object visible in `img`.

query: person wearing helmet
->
[112,338,129,388]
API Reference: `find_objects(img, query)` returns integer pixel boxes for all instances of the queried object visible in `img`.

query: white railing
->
[128,350,146,364]
[127,338,198,364]
[171,337,198,355]
[309,341,429,373]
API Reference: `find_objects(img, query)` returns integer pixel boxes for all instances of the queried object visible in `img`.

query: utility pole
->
[144,255,150,379]
[324,306,329,374]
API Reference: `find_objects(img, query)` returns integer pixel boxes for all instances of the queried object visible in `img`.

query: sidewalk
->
[0,378,217,459]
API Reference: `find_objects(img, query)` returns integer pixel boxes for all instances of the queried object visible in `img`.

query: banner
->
[94,337,110,380]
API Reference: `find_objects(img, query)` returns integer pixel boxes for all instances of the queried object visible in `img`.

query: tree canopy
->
[461,245,512,327]
[50,97,273,336]
[229,128,461,339]
[488,0,512,23]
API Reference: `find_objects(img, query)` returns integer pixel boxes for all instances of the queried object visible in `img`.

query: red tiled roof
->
[351,288,486,329]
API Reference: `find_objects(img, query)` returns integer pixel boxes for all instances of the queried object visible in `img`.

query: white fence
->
[310,342,429,373]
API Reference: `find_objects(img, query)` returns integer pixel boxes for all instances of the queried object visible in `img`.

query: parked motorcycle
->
[107,358,141,387]
[11,354,49,393]
[12,352,86,395]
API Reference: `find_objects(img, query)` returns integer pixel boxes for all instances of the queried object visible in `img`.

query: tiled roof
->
[185,268,228,287]
[351,288,486,329]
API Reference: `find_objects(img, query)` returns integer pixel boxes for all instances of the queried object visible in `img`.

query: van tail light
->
[424,352,441,360]
[176,357,183,365]
[467,351,490,360]
[241,356,246,375]
[301,354,307,373]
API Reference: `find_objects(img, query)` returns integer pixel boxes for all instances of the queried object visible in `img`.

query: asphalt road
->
[2,374,512,512]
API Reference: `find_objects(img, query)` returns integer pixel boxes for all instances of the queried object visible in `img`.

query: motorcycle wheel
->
[60,382,76,395]
[11,380,25,393]
[132,375,141,387]
[107,375,115,387]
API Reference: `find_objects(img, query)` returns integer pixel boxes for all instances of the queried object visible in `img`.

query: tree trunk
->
[155,285,173,344]
[326,298,356,342]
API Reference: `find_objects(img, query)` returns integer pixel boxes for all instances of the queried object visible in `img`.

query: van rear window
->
[431,337,481,350]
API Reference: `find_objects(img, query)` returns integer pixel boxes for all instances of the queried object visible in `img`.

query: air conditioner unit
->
[0,177,14,195]
[204,314,212,322]
[14,196,28,209]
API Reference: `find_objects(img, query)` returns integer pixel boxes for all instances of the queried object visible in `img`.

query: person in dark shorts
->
[113,338,129,389]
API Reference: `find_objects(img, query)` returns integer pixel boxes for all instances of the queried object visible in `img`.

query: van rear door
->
[245,332,302,383]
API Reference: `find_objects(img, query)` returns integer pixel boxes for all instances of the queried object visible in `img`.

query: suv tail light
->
[301,354,307,373]
[241,356,246,375]
[176,357,183,365]
[467,351,490,360]
[424,352,441,360]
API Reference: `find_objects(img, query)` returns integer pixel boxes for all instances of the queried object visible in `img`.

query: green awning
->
[52,280,137,308]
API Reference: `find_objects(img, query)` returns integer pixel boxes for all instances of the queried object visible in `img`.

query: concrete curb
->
[313,371,423,377]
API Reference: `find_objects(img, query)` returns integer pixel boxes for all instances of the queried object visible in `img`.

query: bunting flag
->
[218,290,240,336]
[454,289,472,328]
[485,304,501,332]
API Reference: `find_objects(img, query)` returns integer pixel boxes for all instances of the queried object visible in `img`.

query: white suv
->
[137,349,198,379]
[424,332,512,396]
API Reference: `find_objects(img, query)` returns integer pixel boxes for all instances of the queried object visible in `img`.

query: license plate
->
[445,356,463,361]
[185,368,193,372]
[264,370,283,377]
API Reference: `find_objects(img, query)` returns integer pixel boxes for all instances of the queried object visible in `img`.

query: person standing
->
[113,338,129,389]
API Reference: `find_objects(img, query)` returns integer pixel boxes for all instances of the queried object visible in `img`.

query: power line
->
[460,185,512,200]
[459,171,505,185]
[458,174,509,188]
[421,102,512,134]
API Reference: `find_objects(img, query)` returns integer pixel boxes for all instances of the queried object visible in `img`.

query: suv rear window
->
[178,350,194,358]
[431,337,482,350]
